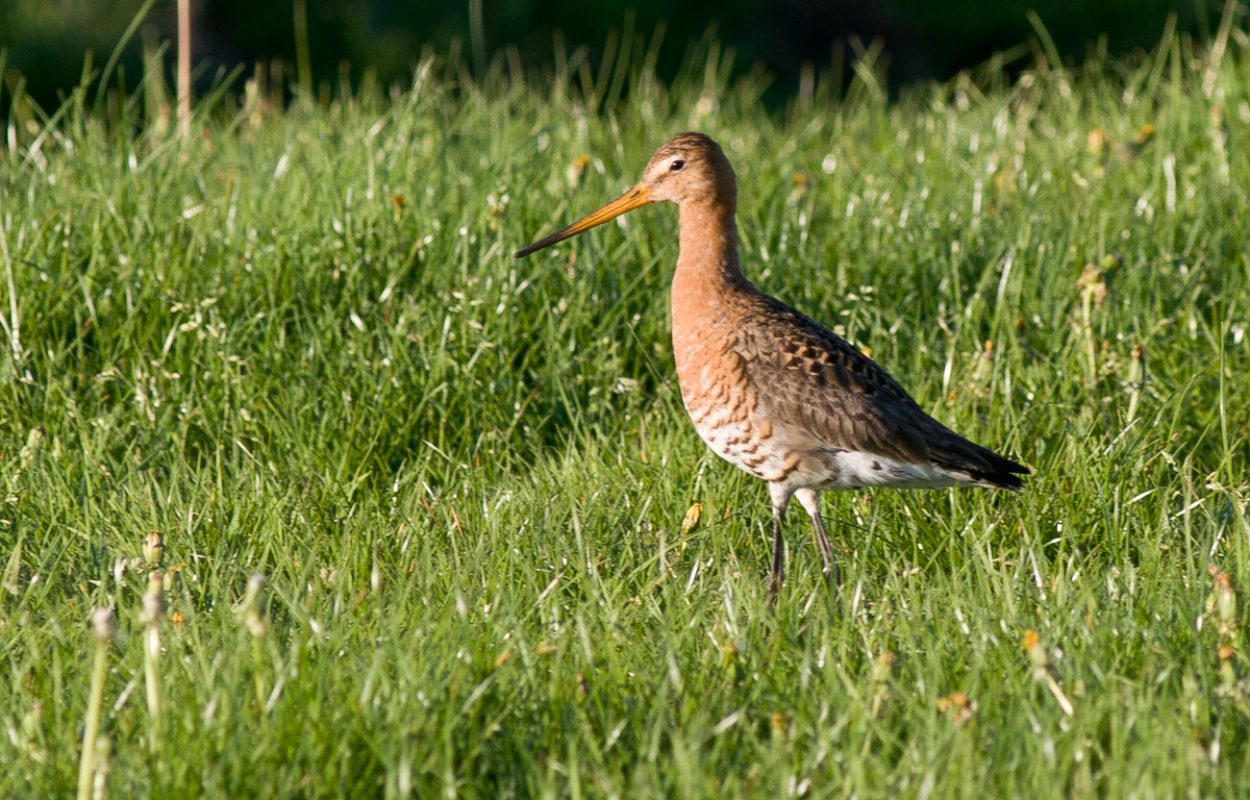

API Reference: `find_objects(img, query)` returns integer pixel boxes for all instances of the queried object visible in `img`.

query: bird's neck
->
[673,198,747,303]
[670,197,750,366]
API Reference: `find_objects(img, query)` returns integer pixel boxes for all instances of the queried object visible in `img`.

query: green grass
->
[2,24,1250,799]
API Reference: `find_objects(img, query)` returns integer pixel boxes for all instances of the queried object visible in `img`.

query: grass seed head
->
[1023,629,1046,666]
[139,571,165,626]
[19,426,45,466]
[1206,563,1240,644]
[239,574,269,638]
[90,608,117,644]
[937,692,974,725]
[143,531,164,567]
[567,154,591,187]
[681,502,703,533]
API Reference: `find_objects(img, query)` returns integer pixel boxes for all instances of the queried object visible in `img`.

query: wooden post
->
[177,0,191,136]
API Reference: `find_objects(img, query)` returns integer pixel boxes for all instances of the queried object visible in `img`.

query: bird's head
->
[514,131,735,258]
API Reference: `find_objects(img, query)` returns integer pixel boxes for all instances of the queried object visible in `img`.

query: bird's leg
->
[767,485,793,605]
[795,488,838,591]
[770,512,785,603]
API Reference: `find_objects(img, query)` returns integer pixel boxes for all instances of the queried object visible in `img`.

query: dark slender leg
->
[770,511,785,604]
[767,485,791,606]
[795,488,839,593]
[809,511,839,591]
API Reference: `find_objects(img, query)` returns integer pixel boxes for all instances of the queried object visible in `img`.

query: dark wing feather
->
[733,291,1029,488]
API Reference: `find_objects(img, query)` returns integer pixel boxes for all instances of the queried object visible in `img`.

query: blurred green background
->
[0,0,1211,108]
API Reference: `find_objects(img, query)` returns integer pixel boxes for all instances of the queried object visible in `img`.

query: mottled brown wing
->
[732,292,935,462]
[732,290,1028,487]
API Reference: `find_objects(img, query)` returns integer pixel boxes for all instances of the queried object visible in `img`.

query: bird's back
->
[682,284,1028,492]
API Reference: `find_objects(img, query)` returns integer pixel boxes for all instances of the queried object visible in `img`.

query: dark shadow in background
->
[0,0,1211,110]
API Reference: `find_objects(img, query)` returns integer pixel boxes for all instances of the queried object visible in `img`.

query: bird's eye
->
[669,159,685,172]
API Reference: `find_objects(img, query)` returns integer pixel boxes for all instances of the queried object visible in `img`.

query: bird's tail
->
[934,437,1030,490]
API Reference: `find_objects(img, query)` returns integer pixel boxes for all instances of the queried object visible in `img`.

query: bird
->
[515,132,1028,600]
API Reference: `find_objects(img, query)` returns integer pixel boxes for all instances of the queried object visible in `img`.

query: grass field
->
[2,20,1250,799]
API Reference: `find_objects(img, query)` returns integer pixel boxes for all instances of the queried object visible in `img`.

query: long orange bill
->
[514,185,652,258]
